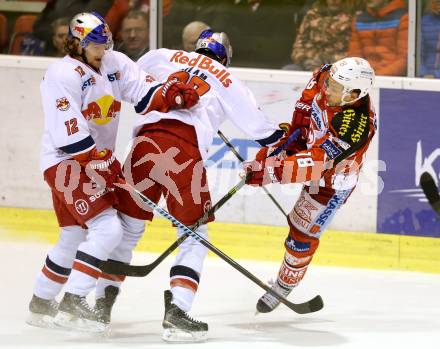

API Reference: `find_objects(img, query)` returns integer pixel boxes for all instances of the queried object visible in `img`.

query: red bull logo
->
[82,95,121,125]
[74,26,85,35]
[56,97,70,111]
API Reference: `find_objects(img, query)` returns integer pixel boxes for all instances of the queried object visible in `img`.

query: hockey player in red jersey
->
[244,57,376,313]
[26,12,199,332]
[96,30,287,342]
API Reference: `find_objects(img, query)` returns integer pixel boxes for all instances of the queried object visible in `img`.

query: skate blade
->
[54,311,109,334]
[162,328,207,343]
[26,312,57,329]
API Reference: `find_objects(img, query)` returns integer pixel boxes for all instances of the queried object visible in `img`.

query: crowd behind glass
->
[0,0,439,78]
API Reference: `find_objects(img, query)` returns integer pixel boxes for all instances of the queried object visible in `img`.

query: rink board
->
[1,55,440,246]
[1,207,439,274]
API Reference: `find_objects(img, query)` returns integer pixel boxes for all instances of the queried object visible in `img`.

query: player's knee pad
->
[84,208,123,260]
[48,225,87,267]
[109,212,146,263]
[173,224,208,274]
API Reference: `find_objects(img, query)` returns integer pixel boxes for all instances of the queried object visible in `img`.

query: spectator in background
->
[105,0,172,37]
[190,0,308,69]
[420,0,440,78]
[348,0,408,76]
[182,21,210,52]
[116,10,149,61]
[32,0,114,52]
[31,0,170,53]
[50,17,69,57]
[288,0,357,71]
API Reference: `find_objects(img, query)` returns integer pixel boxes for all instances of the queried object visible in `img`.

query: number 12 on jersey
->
[64,118,79,136]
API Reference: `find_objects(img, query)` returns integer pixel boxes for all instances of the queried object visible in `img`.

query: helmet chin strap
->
[340,89,361,106]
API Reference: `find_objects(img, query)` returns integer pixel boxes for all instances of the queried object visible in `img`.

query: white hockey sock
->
[95,213,145,299]
[64,208,123,296]
[171,286,195,312]
[33,273,65,300]
[33,226,86,300]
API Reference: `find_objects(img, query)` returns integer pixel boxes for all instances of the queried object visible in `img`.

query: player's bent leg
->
[27,226,86,328]
[257,186,351,313]
[55,208,123,333]
[95,212,146,324]
[162,225,208,343]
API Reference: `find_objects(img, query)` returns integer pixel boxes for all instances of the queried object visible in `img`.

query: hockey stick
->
[111,180,323,314]
[217,129,288,217]
[420,171,440,215]
[101,129,301,277]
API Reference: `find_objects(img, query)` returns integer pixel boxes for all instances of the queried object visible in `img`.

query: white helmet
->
[69,12,113,49]
[329,57,375,105]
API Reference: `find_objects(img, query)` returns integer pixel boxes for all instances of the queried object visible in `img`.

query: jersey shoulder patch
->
[331,107,370,147]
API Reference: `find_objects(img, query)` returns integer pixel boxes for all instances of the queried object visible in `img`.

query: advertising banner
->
[377,89,440,237]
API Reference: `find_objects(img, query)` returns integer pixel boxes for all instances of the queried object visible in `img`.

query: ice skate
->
[256,280,293,313]
[26,295,59,328]
[94,286,119,324]
[54,292,108,333]
[162,290,208,343]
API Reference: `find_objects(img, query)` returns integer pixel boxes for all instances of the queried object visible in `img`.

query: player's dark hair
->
[65,37,81,57]
[196,48,225,66]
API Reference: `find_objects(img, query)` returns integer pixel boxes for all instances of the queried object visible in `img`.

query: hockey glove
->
[139,79,200,115]
[292,101,312,130]
[244,157,283,186]
[74,148,123,189]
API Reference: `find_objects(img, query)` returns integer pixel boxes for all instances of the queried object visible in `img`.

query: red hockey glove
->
[291,101,312,130]
[75,148,123,189]
[161,80,199,109]
[181,83,200,108]
[244,157,283,186]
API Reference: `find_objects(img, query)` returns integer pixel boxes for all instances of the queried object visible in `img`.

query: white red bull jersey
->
[136,49,281,159]
[40,50,161,172]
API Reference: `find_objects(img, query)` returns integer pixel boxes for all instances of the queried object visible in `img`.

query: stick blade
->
[420,172,440,215]
[286,295,324,314]
[100,260,150,277]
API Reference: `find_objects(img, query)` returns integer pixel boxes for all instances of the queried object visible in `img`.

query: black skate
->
[94,286,119,324]
[256,280,293,313]
[26,295,59,328]
[54,292,108,333]
[162,290,208,342]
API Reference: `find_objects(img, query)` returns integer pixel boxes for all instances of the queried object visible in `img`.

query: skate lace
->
[49,299,59,311]
[177,307,203,324]
[261,279,291,308]
[79,297,100,316]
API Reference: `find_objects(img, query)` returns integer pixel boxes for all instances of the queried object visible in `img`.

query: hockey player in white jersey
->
[96,30,288,342]
[26,12,199,332]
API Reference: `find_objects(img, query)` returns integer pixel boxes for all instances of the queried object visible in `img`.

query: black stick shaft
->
[217,129,288,217]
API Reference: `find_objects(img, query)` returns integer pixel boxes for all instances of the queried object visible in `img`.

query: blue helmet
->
[69,12,113,49]
[195,29,233,67]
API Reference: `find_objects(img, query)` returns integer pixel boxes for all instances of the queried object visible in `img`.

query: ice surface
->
[1,240,439,349]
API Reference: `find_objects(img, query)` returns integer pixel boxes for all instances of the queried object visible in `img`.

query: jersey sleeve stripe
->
[58,135,95,155]
[255,129,284,147]
[134,83,162,114]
